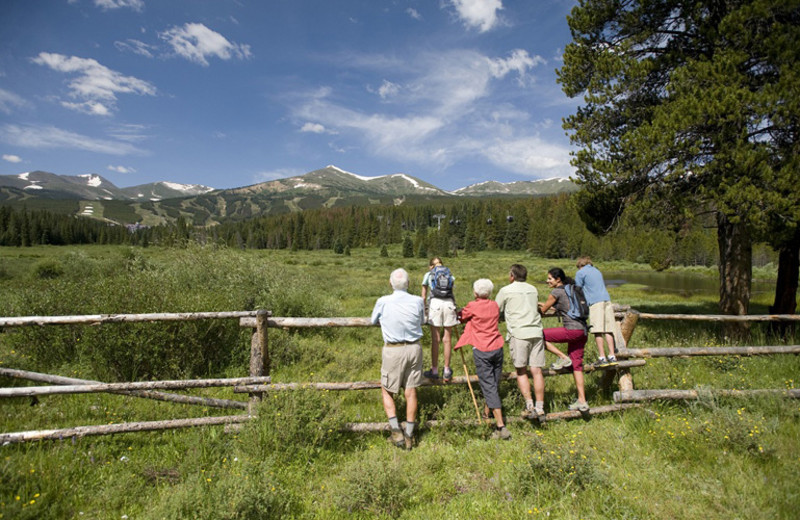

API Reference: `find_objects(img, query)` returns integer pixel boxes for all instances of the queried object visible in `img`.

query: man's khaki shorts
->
[428,298,458,327]
[589,301,615,334]
[381,343,423,394]
[509,336,545,369]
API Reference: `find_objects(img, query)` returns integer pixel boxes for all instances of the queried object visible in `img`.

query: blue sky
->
[0,0,580,191]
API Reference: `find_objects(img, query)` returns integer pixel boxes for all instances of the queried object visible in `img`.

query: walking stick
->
[458,347,486,425]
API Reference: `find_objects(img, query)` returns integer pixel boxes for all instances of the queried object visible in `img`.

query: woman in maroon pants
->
[538,267,590,412]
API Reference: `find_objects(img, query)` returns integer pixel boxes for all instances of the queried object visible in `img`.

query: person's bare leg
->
[605,333,616,357]
[595,334,606,359]
[381,387,397,418]
[573,371,586,403]
[531,367,545,403]
[545,340,570,361]
[430,325,441,371]
[442,326,453,370]
[515,367,531,401]
[492,408,504,428]
[404,387,417,423]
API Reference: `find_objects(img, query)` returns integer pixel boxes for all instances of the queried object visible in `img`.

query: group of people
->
[370,256,618,450]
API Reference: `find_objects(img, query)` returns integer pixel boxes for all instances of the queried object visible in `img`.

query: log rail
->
[3,307,799,443]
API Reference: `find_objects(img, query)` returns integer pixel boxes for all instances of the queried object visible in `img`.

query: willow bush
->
[0,245,340,381]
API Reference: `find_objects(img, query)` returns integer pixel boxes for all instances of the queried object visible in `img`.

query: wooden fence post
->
[600,311,640,392]
[248,310,271,414]
[616,311,639,393]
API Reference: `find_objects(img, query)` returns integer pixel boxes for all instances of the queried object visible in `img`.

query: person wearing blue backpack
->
[575,256,618,367]
[420,257,457,382]
[538,267,590,412]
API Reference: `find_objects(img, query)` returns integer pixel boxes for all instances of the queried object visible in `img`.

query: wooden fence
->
[2,308,799,442]
[0,311,271,444]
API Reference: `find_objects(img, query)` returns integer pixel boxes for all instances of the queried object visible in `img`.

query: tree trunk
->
[717,213,752,337]
[769,236,800,338]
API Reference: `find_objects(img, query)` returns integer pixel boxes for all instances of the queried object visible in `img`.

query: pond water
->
[604,271,775,296]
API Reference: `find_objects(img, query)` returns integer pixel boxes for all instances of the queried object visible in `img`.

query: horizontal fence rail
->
[0,376,272,398]
[635,313,800,322]
[614,388,800,403]
[619,345,800,358]
[0,310,264,327]
[0,415,252,444]
[233,360,647,393]
[0,367,248,410]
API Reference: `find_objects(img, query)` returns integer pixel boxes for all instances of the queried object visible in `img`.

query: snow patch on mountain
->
[160,181,213,193]
[294,182,322,190]
[18,172,30,180]
[79,174,103,187]
[328,165,382,181]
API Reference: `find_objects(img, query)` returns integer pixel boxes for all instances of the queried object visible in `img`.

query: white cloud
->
[483,137,573,176]
[448,0,503,33]
[61,100,112,116]
[159,23,252,66]
[377,80,400,99]
[31,53,156,116]
[94,0,144,11]
[290,48,566,178]
[0,124,143,155]
[0,88,32,114]
[108,123,150,143]
[300,122,328,134]
[3,154,22,163]
[114,39,155,58]
[407,8,422,20]
[487,49,544,83]
[107,164,136,173]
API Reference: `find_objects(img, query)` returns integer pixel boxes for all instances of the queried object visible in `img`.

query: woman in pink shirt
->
[455,278,510,440]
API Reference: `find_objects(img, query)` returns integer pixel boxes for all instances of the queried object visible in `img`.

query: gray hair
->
[390,268,410,291]
[473,278,494,298]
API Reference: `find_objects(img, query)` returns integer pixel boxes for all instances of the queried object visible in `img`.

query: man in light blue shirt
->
[575,256,617,367]
[371,268,425,450]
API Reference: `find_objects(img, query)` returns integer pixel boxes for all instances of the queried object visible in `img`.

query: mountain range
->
[0,165,577,226]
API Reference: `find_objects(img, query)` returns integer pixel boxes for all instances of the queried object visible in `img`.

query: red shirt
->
[456,298,504,352]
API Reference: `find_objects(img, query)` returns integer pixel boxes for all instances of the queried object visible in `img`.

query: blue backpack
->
[565,284,590,330]
[430,266,454,299]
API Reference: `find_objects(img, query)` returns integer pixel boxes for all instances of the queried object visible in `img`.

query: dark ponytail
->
[548,267,574,285]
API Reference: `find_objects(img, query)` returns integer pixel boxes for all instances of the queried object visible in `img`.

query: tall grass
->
[0,244,797,519]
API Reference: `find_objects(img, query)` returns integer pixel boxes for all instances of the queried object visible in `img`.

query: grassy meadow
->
[0,244,798,519]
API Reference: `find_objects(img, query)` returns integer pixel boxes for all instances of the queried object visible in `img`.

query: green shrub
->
[31,259,64,279]
[239,389,343,464]
[2,245,339,380]
[144,461,299,520]
[512,436,606,498]
[331,452,413,516]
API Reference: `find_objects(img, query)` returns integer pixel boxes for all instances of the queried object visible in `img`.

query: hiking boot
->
[442,367,453,382]
[521,406,540,420]
[423,369,439,380]
[550,358,573,371]
[403,432,415,450]
[389,428,406,449]
[490,426,511,440]
[594,357,609,368]
[568,400,590,413]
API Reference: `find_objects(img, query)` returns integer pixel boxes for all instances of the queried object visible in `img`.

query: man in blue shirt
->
[575,256,618,367]
[371,268,426,450]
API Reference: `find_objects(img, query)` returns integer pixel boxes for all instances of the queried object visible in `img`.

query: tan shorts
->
[509,336,545,369]
[381,343,423,394]
[589,301,616,333]
[428,298,458,327]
